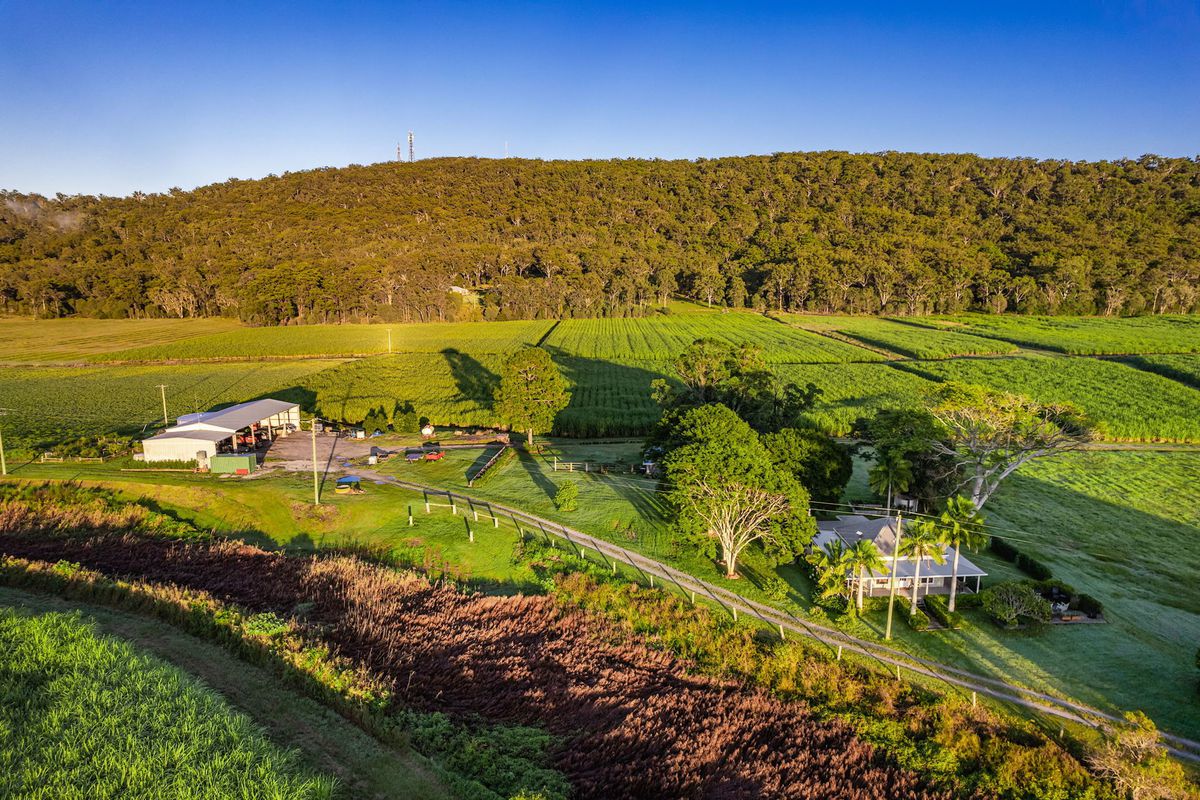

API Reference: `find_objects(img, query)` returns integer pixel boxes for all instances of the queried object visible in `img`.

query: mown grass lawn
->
[381,443,1200,740]
[0,602,337,800]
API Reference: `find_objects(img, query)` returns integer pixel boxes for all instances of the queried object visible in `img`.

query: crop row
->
[0,361,337,454]
[542,312,882,362]
[782,315,1017,359]
[935,314,1200,355]
[905,355,1200,442]
[0,605,333,799]
[94,319,556,361]
[0,318,239,363]
[1121,354,1200,390]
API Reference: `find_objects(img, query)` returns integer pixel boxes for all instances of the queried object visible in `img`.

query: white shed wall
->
[142,437,220,463]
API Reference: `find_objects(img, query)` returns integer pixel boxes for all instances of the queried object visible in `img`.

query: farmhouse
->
[141,398,300,463]
[812,515,986,598]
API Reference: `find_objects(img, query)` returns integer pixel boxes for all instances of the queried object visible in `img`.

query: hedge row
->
[990,536,1054,580]
[923,595,963,629]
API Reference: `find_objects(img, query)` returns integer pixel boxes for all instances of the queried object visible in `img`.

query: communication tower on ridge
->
[408,131,414,162]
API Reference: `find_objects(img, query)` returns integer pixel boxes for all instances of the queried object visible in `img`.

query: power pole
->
[0,408,10,477]
[408,131,414,162]
[884,513,904,641]
[310,417,321,505]
[156,384,169,427]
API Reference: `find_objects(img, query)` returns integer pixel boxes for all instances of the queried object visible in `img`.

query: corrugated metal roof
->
[170,399,298,434]
[146,429,232,443]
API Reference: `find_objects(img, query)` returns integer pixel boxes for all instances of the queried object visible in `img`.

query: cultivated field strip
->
[937,314,1200,355]
[0,361,339,452]
[0,318,241,363]
[372,472,1200,763]
[780,315,1019,359]
[93,319,556,362]
[543,313,883,362]
[904,355,1200,442]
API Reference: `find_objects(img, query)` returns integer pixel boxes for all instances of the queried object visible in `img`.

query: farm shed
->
[141,398,300,463]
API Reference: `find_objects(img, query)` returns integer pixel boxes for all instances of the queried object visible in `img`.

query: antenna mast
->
[408,131,414,162]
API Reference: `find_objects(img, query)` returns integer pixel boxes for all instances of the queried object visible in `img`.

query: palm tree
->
[899,520,946,613]
[844,540,886,613]
[868,451,913,512]
[938,495,987,612]
[806,539,849,603]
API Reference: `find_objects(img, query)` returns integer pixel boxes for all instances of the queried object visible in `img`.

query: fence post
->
[690,591,696,605]
[493,514,498,528]
[837,645,843,661]
[732,607,738,622]
[649,574,654,588]
[553,456,557,471]
[408,504,413,527]
[779,624,786,641]
[465,517,473,543]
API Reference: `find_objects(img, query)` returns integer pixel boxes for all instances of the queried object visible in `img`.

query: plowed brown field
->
[0,533,959,799]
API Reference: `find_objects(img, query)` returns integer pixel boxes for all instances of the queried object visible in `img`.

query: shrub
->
[981,582,1052,628]
[903,605,931,631]
[1074,593,1104,618]
[923,595,963,629]
[1015,553,1053,580]
[760,574,790,602]
[989,536,1018,562]
[955,591,983,609]
[553,481,579,512]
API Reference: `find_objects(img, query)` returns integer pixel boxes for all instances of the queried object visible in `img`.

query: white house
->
[811,515,986,598]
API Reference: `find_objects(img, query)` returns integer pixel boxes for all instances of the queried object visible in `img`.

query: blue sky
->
[2,1,1197,196]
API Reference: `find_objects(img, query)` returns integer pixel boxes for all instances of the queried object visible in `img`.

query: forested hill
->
[2,152,1198,323]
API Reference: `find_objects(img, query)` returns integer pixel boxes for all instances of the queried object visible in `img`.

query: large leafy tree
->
[652,339,820,436]
[928,382,1094,509]
[857,408,955,509]
[661,404,815,578]
[493,347,570,448]
[762,427,853,505]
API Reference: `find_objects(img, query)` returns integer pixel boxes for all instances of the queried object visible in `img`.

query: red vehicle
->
[423,451,445,461]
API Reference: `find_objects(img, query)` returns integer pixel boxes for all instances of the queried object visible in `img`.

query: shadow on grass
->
[443,349,499,409]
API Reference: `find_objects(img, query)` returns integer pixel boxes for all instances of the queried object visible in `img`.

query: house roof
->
[172,399,298,435]
[145,429,232,444]
[814,515,987,579]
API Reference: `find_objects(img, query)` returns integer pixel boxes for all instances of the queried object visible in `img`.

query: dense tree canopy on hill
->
[2,151,1198,323]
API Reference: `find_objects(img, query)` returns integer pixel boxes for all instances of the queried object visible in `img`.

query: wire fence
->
[384,475,1200,764]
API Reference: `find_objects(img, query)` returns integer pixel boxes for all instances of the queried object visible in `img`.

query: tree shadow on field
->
[515,448,558,501]
[443,349,499,410]
[540,345,677,438]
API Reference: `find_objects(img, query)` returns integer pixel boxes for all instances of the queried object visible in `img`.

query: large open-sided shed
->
[141,398,300,463]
